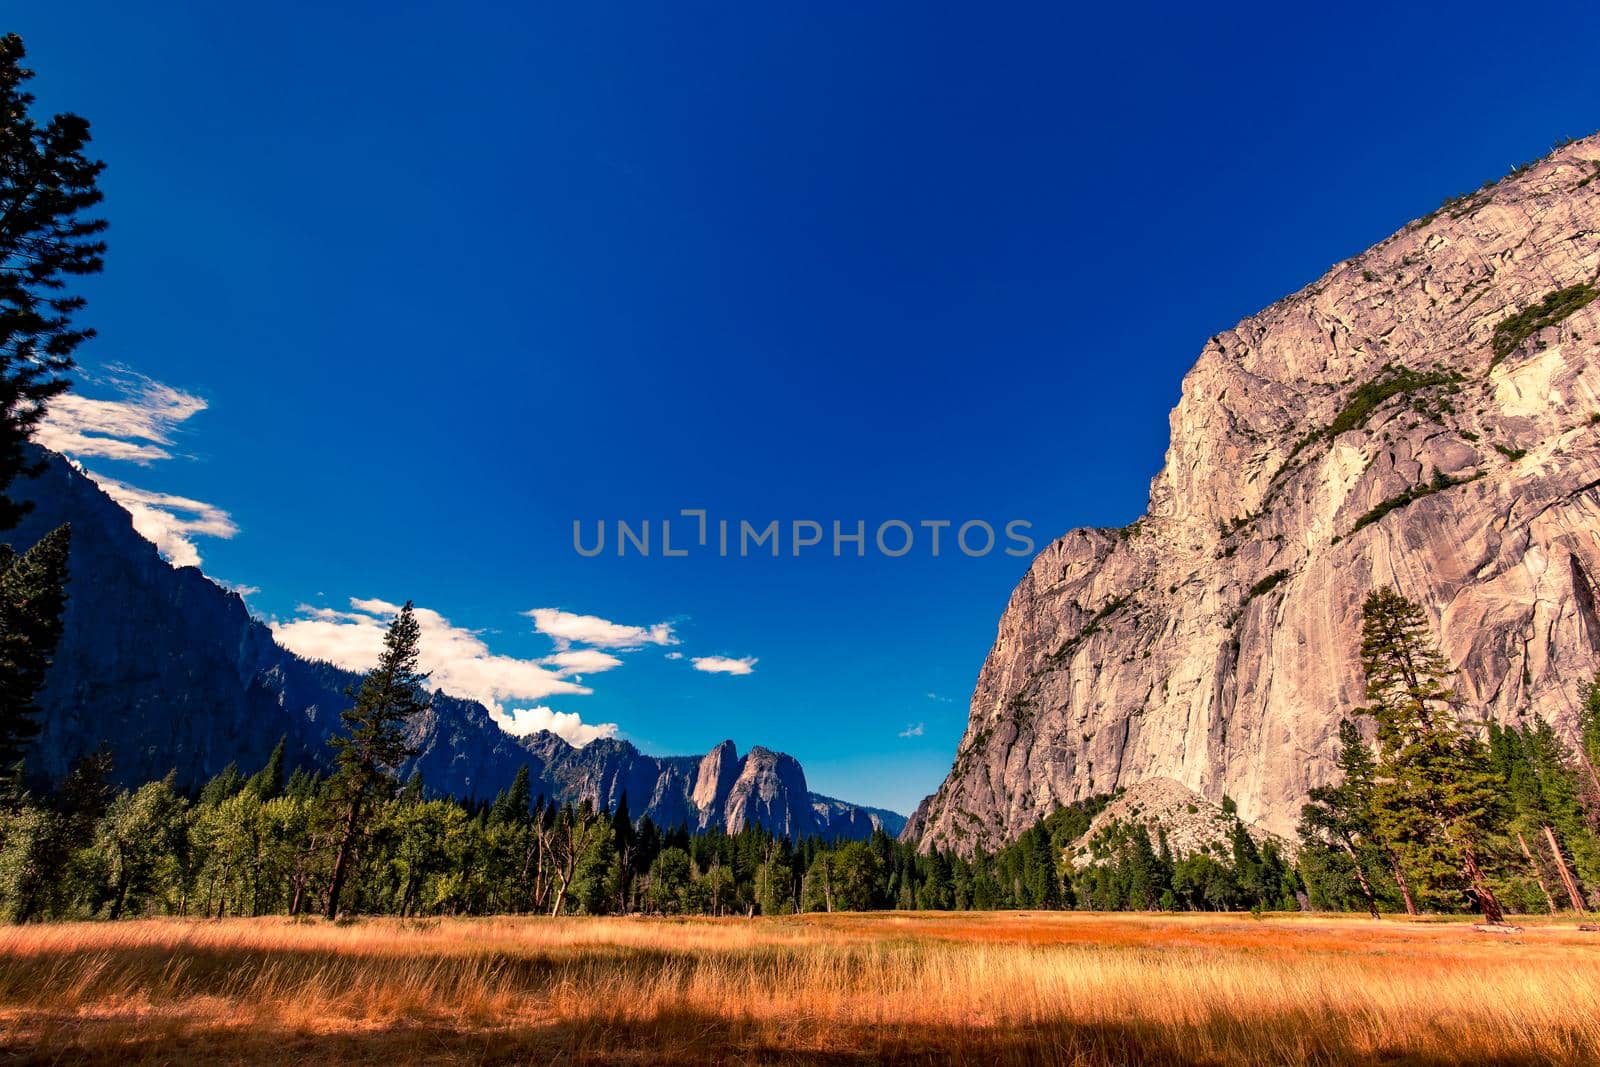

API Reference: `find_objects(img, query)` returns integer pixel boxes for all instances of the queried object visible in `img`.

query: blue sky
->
[14,2,1600,814]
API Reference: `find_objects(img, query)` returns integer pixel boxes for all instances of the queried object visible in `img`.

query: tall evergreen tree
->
[244,737,287,802]
[609,791,636,912]
[1358,587,1506,922]
[1299,719,1392,917]
[489,765,532,826]
[0,524,68,762]
[324,602,427,919]
[1575,676,1600,834]
[0,34,107,529]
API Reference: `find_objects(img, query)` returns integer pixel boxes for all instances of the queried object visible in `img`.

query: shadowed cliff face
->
[908,136,1600,854]
[7,450,902,839]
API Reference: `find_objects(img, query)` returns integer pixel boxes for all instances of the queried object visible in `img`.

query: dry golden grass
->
[2,911,1599,1064]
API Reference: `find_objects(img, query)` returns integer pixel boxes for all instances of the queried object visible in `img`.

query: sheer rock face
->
[10,450,902,839]
[523,733,906,837]
[906,137,1600,855]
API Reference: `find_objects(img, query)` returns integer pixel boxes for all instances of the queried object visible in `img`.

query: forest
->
[4,590,1600,923]
[2,28,1599,927]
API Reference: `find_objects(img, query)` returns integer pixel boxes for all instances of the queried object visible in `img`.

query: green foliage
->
[1244,570,1289,603]
[1049,595,1132,662]
[331,602,429,794]
[828,841,884,911]
[0,748,113,921]
[324,603,428,919]
[14,591,1600,922]
[1358,589,1507,921]
[1490,283,1598,367]
[0,524,71,762]
[95,775,186,919]
[1487,717,1600,912]
[1327,366,1460,439]
[1283,365,1463,469]
[1346,471,1480,538]
[0,34,108,531]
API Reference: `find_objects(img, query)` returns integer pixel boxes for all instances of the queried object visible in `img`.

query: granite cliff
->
[8,448,902,839]
[907,135,1600,853]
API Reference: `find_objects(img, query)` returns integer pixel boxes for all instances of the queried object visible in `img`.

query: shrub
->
[1244,570,1290,602]
[1490,283,1598,367]
[1346,471,1481,538]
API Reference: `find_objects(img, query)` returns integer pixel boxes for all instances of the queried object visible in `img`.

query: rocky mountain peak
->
[692,739,741,813]
[906,134,1600,854]
[9,449,903,840]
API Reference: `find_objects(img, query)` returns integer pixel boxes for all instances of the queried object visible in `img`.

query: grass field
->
[2,912,1598,1065]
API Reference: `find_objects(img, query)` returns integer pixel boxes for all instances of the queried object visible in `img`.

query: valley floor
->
[1,911,1598,1065]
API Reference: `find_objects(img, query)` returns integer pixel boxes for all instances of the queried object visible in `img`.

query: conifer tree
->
[489,765,531,826]
[1358,588,1506,922]
[324,602,427,919]
[0,34,107,529]
[1299,719,1392,916]
[197,762,243,807]
[244,737,286,802]
[1575,676,1600,833]
[609,791,636,912]
[0,524,69,762]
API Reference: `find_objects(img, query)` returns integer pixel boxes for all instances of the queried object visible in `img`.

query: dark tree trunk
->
[1390,858,1419,916]
[1462,850,1505,924]
[1338,837,1381,919]
[1518,831,1557,914]
[108,874,130,921]
[1544,824,1587,913]
[325,794,363,921]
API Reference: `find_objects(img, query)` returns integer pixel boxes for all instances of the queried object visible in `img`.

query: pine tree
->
[489,765,531,826]
[1359,587,1506,922]
[0,35,108,530]
[1575,676,1600,836]
[244,737,287,802]
[197,762,243,807]
[1492,719,1595,911]
[609,791,636,912]
[0,524,69,762]
[324,602,427,919]
[1299,719,1391,916]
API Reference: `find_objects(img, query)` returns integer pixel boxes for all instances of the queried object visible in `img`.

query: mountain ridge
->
[9,447,902,839]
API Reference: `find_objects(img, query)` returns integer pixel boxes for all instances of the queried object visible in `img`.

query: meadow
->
[1,912,1598,1065]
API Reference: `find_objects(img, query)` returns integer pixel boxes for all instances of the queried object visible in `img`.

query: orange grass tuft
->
[2,912,1598,1064]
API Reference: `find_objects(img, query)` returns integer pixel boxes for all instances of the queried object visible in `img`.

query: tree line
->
[0,33,102,773]
[7,586,1596,922]
[1294,588,1600,921]
[2,34,1600,924]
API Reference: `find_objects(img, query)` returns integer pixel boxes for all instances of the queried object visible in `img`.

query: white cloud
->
[37,369,207,465]
[90,474,237,568]
[489,705,618,747]
[217,579,260,598]
[899,722,926,738]
[691,655,757,676]
[926,692,953,703]
[272,598,594,719]
[525,607,677,650]
[664,651,684,661]
[37,368,240,572]
[541,649,624,676]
